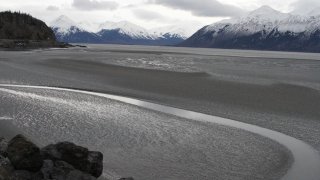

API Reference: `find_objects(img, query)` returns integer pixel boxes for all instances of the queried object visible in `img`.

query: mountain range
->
[180,6,320,52]
[50,15,191,45]
[50,6,320,52]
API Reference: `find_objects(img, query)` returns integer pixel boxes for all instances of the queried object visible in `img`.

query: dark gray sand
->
[0,45,320,179]
[0,87,291,180]
[0,120,21,139]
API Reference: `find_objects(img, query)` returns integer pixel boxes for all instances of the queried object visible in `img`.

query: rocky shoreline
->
[0,135,133,180]
[0,39,86,50]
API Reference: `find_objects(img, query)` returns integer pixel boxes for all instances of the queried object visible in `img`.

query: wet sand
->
[0,45,320,179]
[0,86,292,180]
[0,120,21,139]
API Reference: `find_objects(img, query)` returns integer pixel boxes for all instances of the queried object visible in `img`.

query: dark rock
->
[66,170,96,180]
[0,155,11,167]
[10,170,43,180]
[0,167,12,180]
[7,135,43,172]
[32,171,45,180]
[53,161,76,180]
[0,155,14,180]
[86,152,103,177]
[1,135,104,180]
[41,160,55,179]
[118,178,134,180]
[11,170,32,180]
[54,161,75,173]
[41,142,88,161]
[0,138,8,157]
[41,142,103,177]
[41,159,79,180]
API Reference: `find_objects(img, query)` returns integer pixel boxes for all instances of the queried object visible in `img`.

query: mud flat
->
[0,45,320,179]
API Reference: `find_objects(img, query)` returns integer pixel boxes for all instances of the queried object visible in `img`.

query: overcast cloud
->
[46,6,59,11]
[72,0,118,11]
[291,0,320,14]
[149,0,245,17]
[1,0,320,31]
[133,9,165,21]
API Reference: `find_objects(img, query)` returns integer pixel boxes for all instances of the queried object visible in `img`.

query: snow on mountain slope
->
[99,21,157,39]
[205,6,287,36]
[50,15,187,44]
[204,5,320,37]
[51,15,189,40]
[150,26,189,39]
[150,23,203,40]
[50,15,100,43]
[50,15,83,34]
[78,21,100,32]
[181,5,320,52]
[247,5,288,22]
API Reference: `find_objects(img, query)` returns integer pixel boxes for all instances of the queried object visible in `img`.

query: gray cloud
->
[149,0,245,17]
[133,9,165,21]
[46,6,59,11]
[291,0,320,14]
[72,0,118,11]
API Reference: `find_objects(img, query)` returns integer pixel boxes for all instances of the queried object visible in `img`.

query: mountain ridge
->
[50,15,190,45]
[180,6,320,52]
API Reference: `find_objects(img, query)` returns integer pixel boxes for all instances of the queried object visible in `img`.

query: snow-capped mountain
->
[50,15,100,43]
[78,21,100,32]
[150,24,200,40]
[99,21,157,40]
[150,26,188,39]
[50,15,84,34]
[181,6,320,52]
[50,15,187,45]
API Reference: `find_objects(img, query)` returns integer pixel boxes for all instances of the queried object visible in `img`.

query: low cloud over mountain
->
[72,0,118,11]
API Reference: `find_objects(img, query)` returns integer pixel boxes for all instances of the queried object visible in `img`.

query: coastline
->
[0,39,79,50]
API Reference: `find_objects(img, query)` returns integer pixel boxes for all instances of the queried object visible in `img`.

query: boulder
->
[0,167,12,180]
[0,156,14,180]
[54,160,75,174]
[0,155,11,167]
[10,170,32,180]
[41,142,103,177]
[1,135,106,180]
[66,170,96,180]
[41,160,76,180]
[41,160,55,179]
[118,178,134,180]
[7,135,43,172]
[0,138,8,157]
[86,151,103,177]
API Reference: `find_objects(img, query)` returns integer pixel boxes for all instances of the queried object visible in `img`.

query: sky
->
[0,0,319,31]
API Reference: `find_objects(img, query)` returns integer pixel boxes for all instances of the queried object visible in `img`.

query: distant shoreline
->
[0,39,83,50]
